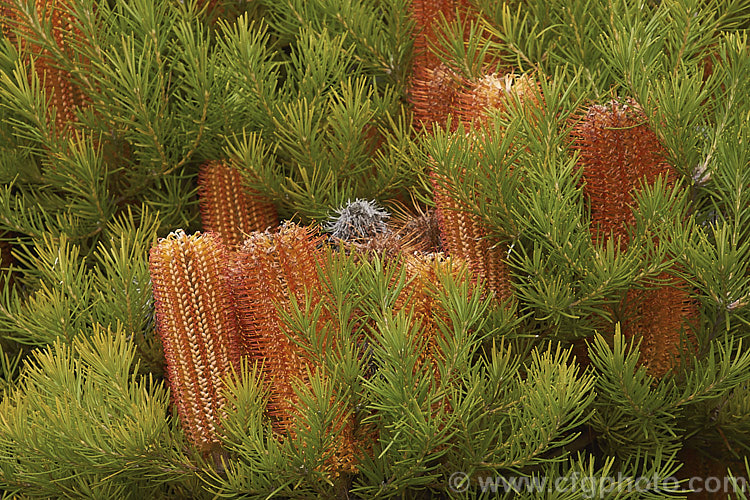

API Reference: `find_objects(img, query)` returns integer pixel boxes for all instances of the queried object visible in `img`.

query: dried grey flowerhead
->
[326,199,391,241]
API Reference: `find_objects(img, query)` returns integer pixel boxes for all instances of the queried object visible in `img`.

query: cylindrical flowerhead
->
[410,0,463,72]
[149,230,241,450]
[396,253,468,379]
[226,223,325,433]
[457,73,539,127]
[410,63,466,133]
[573,99,675,249]
[2,0,87,133]
[621,272,698,378]
[431,171,513,303]
[198,160,279,248]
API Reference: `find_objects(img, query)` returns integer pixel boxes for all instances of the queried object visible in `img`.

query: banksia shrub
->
[573,99,697,377]
[198,160,279,247]
[2,0,86,133]
[149,230,240,451]
[2,0,750,497]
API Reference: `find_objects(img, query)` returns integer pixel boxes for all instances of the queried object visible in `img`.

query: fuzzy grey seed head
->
[326,199,390,240]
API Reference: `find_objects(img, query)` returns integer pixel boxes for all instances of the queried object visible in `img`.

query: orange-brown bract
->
[2,0,87,134]
[149,231,241,450]
[198,160,279,248]
[573,99,697,378]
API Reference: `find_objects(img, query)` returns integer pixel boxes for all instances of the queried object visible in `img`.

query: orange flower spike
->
[149,230,241,450]
[396,254,459,376]
[227,223,325,433]
[431,170,513,304]
[430,75,539,303]
[410,0,460,72]
[409,0,471,133]
[410,63,467,133]
[573,99,698,378]
[198,160,279,248]
[622,274,699,378]
[573,99,675,249]
[3,0,87,133]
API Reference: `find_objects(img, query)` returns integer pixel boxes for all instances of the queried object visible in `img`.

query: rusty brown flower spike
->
[396,253,467,380]
[622,275,699,378]
[429,75,539,304]
[198,160,279,248]
[149,230,241,450]
[410,63,466,133]
[410,0,465,73]
[227,223,362,476]
[573,99,697,377]
[431,172,513,303]
[226,223,325,434]
[408,0,475,133]
[573,99,674,249]
[2,0,87,133]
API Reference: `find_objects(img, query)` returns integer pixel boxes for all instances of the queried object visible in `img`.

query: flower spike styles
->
[573,99,675,249]
[622,275,699,379]
[149,230,240,451]
[198,160,279,248]
[573,98,697,377]
[2,0,87,134]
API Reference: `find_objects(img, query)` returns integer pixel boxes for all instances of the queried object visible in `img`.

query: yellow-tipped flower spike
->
[198,160,279,248]
[149,230,240,451]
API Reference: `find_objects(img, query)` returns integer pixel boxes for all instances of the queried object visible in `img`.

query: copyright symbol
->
[449,472,470,493]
